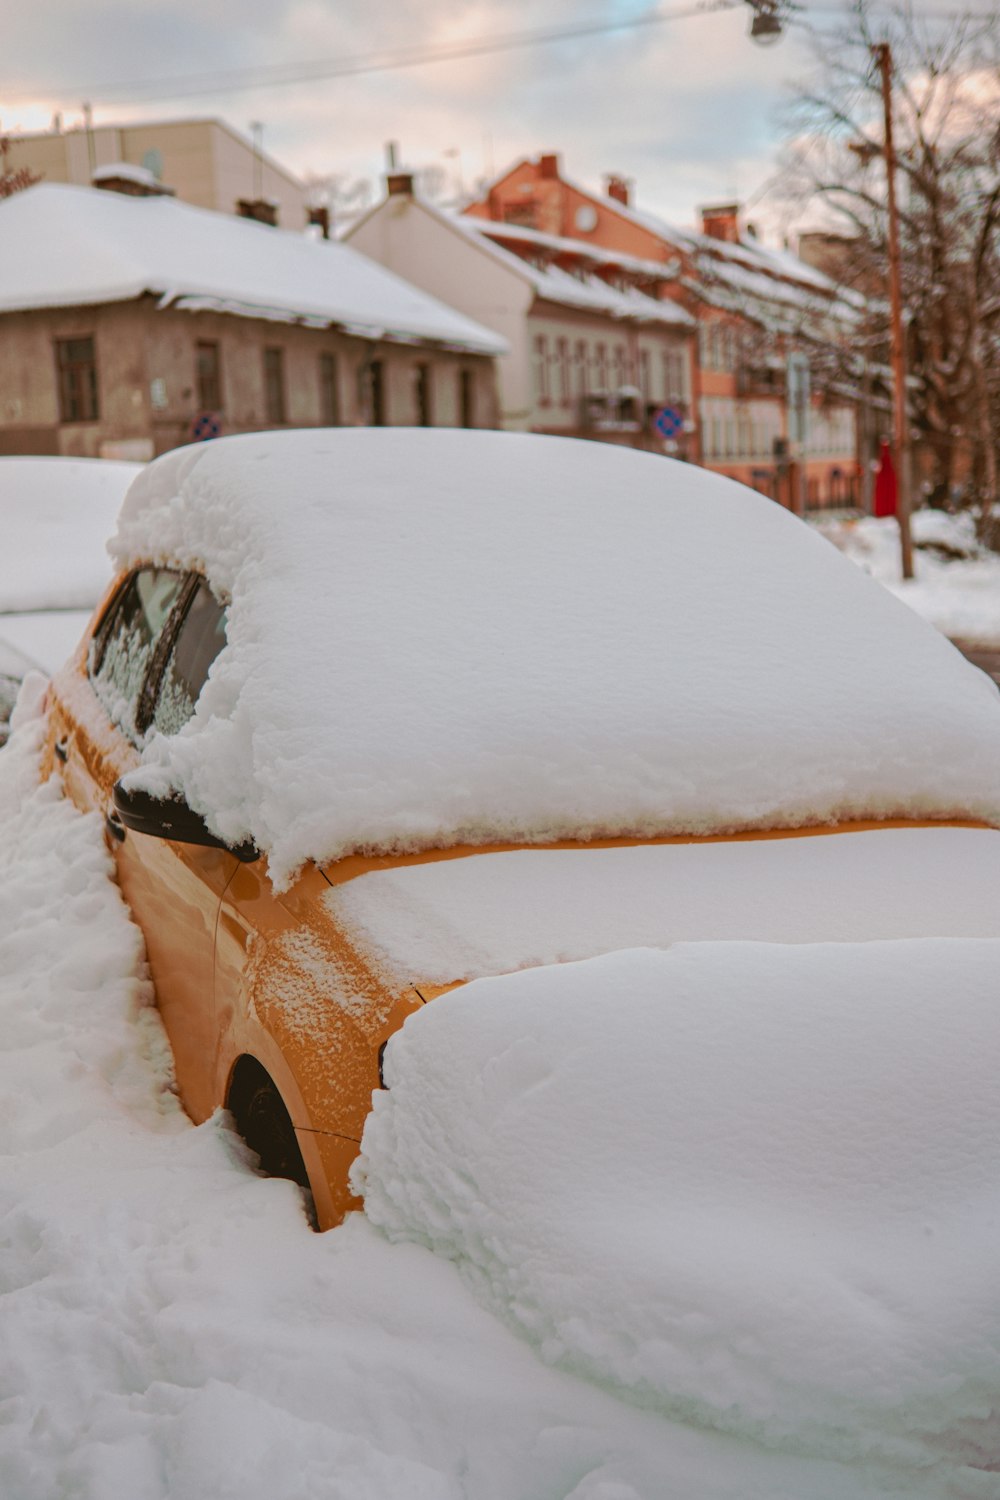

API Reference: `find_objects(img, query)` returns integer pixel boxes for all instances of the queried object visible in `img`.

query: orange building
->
[465,155,864,510]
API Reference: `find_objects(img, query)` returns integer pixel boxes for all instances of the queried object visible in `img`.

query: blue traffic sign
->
[192,412,222,441]
[654,405,684,439]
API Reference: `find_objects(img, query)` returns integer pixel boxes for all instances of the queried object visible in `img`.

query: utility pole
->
[874,41,914,580]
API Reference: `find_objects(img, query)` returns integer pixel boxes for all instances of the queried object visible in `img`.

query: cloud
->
[2,0,817,233]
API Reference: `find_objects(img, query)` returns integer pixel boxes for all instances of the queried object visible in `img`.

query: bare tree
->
[0,137,40,199]
[781,1,1000,525]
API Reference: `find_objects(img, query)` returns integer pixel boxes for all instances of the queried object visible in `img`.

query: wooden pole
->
[875,41,914,579]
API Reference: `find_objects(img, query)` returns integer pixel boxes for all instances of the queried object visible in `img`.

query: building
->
[3,117,309,230]
[346,172,696,454]
[464,155,865,509]
[0,182,505,459]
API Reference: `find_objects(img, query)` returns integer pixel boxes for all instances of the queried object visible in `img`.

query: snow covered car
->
[41,429,1000,1229]
[0,456,141,745]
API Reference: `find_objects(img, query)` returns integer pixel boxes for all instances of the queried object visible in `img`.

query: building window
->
[556,338,570,405]
[574,341,588,397]
[319,352,340,425]
[363,358,385,426]
[533,335,549,405]
[55,336,99,423]
[414,363,431,426]
[263,347,286,424]
[196,341,222,412]
[595,343,608,391]
[614,346,627,390]
[459,368,475,429]
[639,349,651,403]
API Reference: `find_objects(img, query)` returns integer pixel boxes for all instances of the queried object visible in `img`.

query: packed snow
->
[816,511,1000,647]
[358,941,1000,1478]
[108,429,1000,890]
[3,696,999,1499]
[326,827,1000,986]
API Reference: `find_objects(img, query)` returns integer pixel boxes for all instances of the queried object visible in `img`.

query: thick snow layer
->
[0,184,506,354]
[817,512,1000,646]
[327,827,1000,985]
[0,455,138,613]
[357,941,1000,1475]
[109,429,1000,888]
[4,702,981,1499]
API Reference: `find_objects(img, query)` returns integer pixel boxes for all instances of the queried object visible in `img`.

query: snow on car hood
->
[112,429,1000,890]
[325,826,1000,987]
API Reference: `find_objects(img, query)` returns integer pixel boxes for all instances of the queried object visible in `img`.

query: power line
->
[5,0,992,109]
[6,2,740,107]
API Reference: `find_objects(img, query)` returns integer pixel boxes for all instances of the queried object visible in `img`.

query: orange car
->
[41,430,1000,1229]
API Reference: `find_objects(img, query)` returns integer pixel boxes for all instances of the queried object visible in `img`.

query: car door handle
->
[105,807,127,843]
[54,738,69,762]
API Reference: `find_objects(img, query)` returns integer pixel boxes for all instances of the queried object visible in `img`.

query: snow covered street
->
[3,685,1000,1500]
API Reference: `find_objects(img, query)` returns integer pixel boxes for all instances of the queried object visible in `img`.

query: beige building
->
[347,174,696,454]
[0,182,505,459]
[5,117,308,230]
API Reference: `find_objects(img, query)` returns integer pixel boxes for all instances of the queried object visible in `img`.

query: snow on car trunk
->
[110,430,1000,890]
[355,942,1000,1472]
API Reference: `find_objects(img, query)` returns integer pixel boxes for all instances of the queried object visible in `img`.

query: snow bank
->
[110,429,1000,889]
[3,703,963,1498]
[0,456,138,613]
[356,942,1000,1473]
[816,512,1000,647]
[327,827,1000,985]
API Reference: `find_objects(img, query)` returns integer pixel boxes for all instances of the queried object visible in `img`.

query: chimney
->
[538,152,561,180]
[237,197,278,226]
[308,204,331,239]
[92,162,175,198]
[700,203,740,243]
[386,171,415,197]
[605,174,631,208]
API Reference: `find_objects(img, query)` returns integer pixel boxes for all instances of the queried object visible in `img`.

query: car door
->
[53,567,238,1122]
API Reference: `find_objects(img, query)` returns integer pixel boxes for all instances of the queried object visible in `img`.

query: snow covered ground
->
[814,511,1000,647]
[3,686,999,1499]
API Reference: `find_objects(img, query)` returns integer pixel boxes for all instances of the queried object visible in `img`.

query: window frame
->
[55,335,99,423]
[263,346,287,424]
[195,340,223,412]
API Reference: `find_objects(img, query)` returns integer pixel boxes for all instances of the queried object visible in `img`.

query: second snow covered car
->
[42,429,1000,1228]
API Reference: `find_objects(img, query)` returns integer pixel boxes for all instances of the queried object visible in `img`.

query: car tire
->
[228,1059,316,1225]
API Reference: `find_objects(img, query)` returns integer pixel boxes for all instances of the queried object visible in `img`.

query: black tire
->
[228,1059,316,1224]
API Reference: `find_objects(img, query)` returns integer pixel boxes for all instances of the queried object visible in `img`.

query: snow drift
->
[355,942,1000,1472]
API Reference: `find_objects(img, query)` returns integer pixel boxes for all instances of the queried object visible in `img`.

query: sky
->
[1,1,991,241]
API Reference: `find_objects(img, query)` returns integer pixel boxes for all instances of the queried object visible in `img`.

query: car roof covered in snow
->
[111,428,1000,887]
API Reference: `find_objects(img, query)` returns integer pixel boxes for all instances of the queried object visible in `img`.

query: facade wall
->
[0,299,497,459]
[5,120,308,228]
[349,195,694,450]
[347,196,535,428]
[527,307,694,455]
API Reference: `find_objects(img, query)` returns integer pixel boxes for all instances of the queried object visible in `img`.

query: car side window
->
[89,568,186,742]
[150,577,228,737]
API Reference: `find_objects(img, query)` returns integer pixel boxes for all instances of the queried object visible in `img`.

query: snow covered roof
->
[111,429,1000,888]
[456,215,693,328]
[0,184,506,355]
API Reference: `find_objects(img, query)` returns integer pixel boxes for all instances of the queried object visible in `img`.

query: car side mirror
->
[112,780,259,862]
